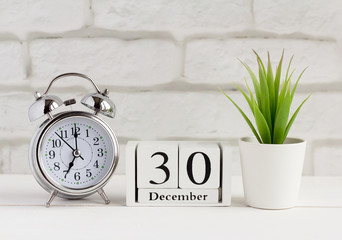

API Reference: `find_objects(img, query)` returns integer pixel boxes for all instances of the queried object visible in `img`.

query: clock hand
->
[55,132,84,160]
[74,123,78,150]
[73,124,85,161]
[55,132,75,151]
[64,156,76,178]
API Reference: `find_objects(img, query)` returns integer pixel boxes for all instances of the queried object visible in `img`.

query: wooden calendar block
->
[126,141,232,207]
[179,142,220,189]
[138,189,218,204]
[137,141,178,188]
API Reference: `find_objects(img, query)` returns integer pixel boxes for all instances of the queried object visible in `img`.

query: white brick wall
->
[0,0,90,39]
[29,38,182,87]
[0,41,26,83]
[313,141,342,175]
[254,0,342,38]
[93,0,253,38]
[0,0,341,176]
[185,39,342,85]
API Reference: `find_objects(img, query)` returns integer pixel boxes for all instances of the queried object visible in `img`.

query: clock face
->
[38,115,116,190]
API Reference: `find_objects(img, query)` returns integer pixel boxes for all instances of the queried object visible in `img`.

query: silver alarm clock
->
[28,73,119,207]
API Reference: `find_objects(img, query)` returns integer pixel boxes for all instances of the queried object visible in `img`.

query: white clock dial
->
[38,116,115,189]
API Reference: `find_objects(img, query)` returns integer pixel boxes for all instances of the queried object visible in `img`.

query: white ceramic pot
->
[239,137,306,209]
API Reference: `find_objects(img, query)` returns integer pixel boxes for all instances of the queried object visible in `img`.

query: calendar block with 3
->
[126,141,232,206]
[137,142,178,189]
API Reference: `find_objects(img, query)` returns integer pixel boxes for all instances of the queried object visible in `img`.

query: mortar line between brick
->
[24,28,179,43]
[251,0,255,25]
[22,41,32,78]
[183,31,336,43]
[87,0,95,27]
[180,40,186,77]
[2,31,336,44]
[0,85,342,94]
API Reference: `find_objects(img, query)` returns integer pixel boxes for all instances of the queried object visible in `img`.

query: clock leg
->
[46,190,58,208]
[97,188,110,204]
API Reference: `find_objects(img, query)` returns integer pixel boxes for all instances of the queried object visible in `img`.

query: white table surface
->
[0,175,341,240]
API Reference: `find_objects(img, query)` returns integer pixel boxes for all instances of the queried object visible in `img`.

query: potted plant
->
[221,50,310,209]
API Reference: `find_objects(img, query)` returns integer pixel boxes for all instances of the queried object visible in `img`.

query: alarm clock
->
[28,72,119,207]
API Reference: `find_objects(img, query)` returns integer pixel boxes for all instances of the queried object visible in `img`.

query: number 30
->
[149,151,211,185]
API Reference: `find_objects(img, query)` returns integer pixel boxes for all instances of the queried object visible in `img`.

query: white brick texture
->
[0,93,38,140]
[185,38,342,85]
[254,0,342,38]
[313,142,342,176]
[109,92,342,142]
[111,92,250,139]
[6,91,340,146]
[29,38,181,87]
[0,41,26,83]
[2,91,339,175]
[0,0,341,176]
[93,0,253,37]
[0,143,31,174]
[290,94,342,140]
[0,0,90,39]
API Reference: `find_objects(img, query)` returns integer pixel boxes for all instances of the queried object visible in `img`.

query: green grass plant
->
[221,50,310,144]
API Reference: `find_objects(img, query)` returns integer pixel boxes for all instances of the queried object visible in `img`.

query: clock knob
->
[64,98,76,106]
[81,89,115,118]
[28,94,63,121]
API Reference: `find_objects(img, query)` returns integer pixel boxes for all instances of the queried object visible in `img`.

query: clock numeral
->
[97,148,104,157]
[54,162,60,171]
[60,130,68,139]
[86,169,92,177]
[74,172,81,181]
[52,139,61,148]
[49,150,55,159]
[93,160,99,168]
[93,137,99,145]
[86,129,89,138]
[71,127,80,136]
